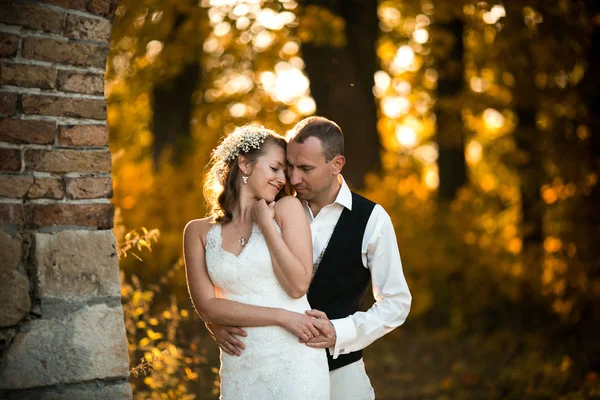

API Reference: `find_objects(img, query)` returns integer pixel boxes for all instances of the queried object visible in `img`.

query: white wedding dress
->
[205,221,330,400]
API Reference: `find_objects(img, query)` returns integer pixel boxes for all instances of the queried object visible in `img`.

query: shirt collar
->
[335,175,353,211]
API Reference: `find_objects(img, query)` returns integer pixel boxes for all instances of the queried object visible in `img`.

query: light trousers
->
[329,359,375,400]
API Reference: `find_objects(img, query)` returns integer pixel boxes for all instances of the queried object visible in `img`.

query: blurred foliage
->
[109,0,600,398]
[116,215,220,399]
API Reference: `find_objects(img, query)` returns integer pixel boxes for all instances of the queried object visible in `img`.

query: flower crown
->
[212,126,269,162]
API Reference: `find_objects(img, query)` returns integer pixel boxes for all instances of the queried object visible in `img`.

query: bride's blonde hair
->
[204,124,289,223]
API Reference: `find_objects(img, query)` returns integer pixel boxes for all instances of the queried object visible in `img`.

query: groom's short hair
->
[289,116,344,162]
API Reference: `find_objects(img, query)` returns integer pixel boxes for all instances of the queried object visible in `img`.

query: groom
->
[209,116,411,399]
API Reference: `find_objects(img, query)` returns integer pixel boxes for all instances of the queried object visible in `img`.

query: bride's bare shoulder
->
[184,217,216,241]
[274,196,305,226]
[274,196,303,213]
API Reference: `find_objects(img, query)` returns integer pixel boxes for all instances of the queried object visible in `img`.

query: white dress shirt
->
[303,176,412,359]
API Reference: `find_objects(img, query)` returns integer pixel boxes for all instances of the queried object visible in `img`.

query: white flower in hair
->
[213,126,269,162]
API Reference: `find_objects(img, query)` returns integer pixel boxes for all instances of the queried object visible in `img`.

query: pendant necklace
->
[232,220,248,247]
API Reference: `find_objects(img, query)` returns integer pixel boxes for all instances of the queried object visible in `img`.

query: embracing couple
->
[183,116,412,399]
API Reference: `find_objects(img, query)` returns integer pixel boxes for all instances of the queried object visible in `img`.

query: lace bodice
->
[205,221,308,312]
[204,220,330,400]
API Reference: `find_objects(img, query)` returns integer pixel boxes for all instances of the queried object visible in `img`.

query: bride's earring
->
[242,175,248,184]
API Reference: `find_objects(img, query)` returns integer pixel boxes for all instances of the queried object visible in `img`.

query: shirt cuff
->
[329,318,357,359]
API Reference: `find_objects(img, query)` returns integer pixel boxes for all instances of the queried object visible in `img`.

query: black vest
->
[307,192,376,371]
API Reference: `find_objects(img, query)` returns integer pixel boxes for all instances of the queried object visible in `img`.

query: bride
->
[183,125,330,399]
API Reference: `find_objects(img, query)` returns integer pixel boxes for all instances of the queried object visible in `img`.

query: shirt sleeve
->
[329,205,412,359]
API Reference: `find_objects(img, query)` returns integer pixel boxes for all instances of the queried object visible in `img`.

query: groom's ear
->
[331,155,345,175]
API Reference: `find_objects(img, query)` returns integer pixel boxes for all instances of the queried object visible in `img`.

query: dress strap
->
[205,223,220,250]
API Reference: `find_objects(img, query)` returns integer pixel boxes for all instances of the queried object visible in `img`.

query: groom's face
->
[286,137,335,202]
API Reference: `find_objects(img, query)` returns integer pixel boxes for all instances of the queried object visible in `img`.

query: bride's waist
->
[222,325,321,358]
[224,293,311,314]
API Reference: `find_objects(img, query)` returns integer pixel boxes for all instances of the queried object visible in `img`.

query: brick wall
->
[0,0,132,398]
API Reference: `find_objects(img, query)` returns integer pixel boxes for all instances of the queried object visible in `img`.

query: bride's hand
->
[278,310,321,342]
[251,199,275,230]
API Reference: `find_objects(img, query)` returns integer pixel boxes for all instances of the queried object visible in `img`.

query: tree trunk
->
[579,0,600,366]
[152,61,200,166]
[432,18,467,201]
[500,2,546,247]
[514,106,544,245]
[583,1,600,203]
[301,0,381,189]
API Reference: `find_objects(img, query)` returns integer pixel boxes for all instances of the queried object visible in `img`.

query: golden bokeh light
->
[392,45,416,71]
[395,125,418,148]
[466,140,483,165]
[483,5,506,24]
[382,96,411,118]
[412,28,429,44]
[483,108,505,130]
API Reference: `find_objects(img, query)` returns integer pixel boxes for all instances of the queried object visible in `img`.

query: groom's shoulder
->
[348,192,379,225]
[350,192,392,222]
[350,191,377,209]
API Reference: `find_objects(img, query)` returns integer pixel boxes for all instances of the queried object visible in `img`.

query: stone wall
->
[0,0,132,398]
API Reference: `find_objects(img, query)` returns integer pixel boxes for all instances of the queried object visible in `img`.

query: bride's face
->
[244,144,287,202]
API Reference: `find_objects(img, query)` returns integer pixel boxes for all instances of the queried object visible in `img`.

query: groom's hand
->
[303,309,336,348]
[206,322,247,356]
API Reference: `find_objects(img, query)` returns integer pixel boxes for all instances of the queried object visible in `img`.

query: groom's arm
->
[331,205,411,358]
[306,205,412,359]
[205,322,247,356]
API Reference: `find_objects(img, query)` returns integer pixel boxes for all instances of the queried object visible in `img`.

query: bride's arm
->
[183,219,318,341]
[255,196,313,299]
